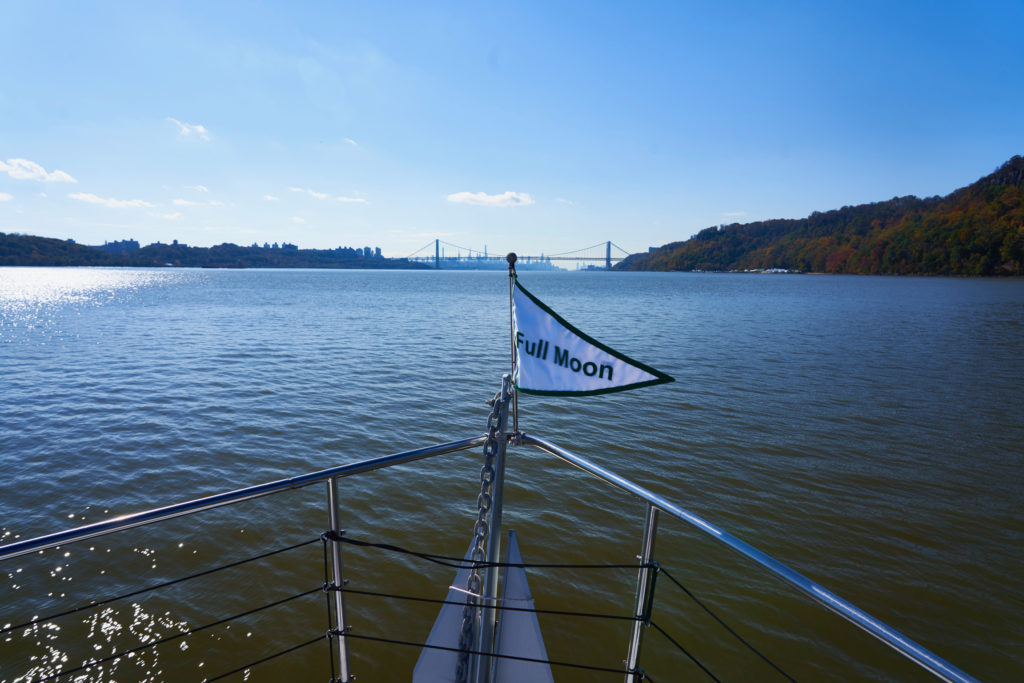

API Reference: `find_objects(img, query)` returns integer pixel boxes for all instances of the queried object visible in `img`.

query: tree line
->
[0,236,427,269]
[618,156,1024,276]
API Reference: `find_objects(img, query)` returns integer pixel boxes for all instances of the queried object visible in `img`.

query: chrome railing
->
[519,433,977,683]
[0,430,976,682]
[0,435,486,561]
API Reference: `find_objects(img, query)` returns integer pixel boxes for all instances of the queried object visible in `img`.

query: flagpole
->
[506,252,519,435]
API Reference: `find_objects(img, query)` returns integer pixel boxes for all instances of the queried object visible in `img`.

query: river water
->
[1,267,1021,682]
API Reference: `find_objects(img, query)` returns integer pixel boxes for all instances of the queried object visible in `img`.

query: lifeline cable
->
[325,531,652,571]
[337,630,634,677]
[37,587,322,682]
[201,634,325,682]
[658,568,796,682]
[1,537,320,636]
[336,586,641,622]
[649,620,721,682]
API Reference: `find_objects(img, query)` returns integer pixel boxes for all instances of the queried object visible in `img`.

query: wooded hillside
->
[617,156,1024,275]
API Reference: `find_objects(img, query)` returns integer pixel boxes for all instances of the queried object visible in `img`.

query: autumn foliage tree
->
[619,156,1024,276]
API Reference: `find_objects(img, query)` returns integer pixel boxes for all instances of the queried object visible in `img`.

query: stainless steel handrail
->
[0,430,976,682]
[0,435,487,562]
[520,432,976,683]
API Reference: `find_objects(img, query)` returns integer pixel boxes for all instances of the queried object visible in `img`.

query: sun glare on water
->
[0,268,186,334]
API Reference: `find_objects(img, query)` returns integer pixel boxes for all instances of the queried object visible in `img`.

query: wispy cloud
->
[0,192,12,202]
[446,191,534,207]
[264,194,280,201]
[291,216,305,223]
[337,195,367,203]
[152,211,183,220]
[343,138,358,146]
[186,184,210,193]
[69,192,154,208]
[555,197,575,205]
[1,158,77,183]
[289,187,329,200]
[167,117,210,141]
[173,198,224,206]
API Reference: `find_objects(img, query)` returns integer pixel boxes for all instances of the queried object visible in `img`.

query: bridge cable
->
[437,239,488,257]
[658,568,796,682]
[546,241,612,257]
[0,537,320,636]
[405,240,437,259]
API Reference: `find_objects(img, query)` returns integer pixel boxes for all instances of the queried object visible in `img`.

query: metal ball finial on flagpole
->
[507,253,519,435]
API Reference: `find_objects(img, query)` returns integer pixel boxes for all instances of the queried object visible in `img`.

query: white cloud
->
[343,138,358,146]
[446,190,534,207]
[152,211,183,220]
[289,187,329,200]
[264,194,280,201]
[167,117,210,141]
[173,198,224,207]
[186,184,210,193]
[555,197,575,205]
[337,195,367,203]
[38,192,47,198]
[0,158,77,183]
[69,192,154,208]
[291,216,305,223]
[0,192,12,202]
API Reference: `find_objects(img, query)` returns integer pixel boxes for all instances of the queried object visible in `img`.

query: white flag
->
[512,277,674,396]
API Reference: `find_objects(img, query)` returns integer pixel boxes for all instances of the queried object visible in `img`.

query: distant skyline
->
[2,1,1022,257]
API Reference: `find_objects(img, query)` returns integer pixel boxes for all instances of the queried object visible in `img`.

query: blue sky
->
[1,1,1022,258]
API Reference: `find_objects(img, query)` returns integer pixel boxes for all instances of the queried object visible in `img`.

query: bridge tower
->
[435,239,440,269]
[606,241,611,270]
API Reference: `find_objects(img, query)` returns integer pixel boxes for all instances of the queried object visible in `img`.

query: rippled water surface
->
[1,267,1022,681]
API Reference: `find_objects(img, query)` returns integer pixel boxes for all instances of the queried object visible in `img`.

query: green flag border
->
[512,276,675,396]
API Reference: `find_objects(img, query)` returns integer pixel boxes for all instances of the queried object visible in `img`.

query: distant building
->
[93,239,141,255]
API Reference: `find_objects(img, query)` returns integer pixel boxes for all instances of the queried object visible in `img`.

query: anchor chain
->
[455,383,509,683]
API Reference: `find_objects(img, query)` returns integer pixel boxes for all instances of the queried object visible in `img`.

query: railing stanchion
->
[625,502,659,682]
[327,475,352,682]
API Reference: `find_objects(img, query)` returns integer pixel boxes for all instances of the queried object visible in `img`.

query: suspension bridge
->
[406,239,633,270]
